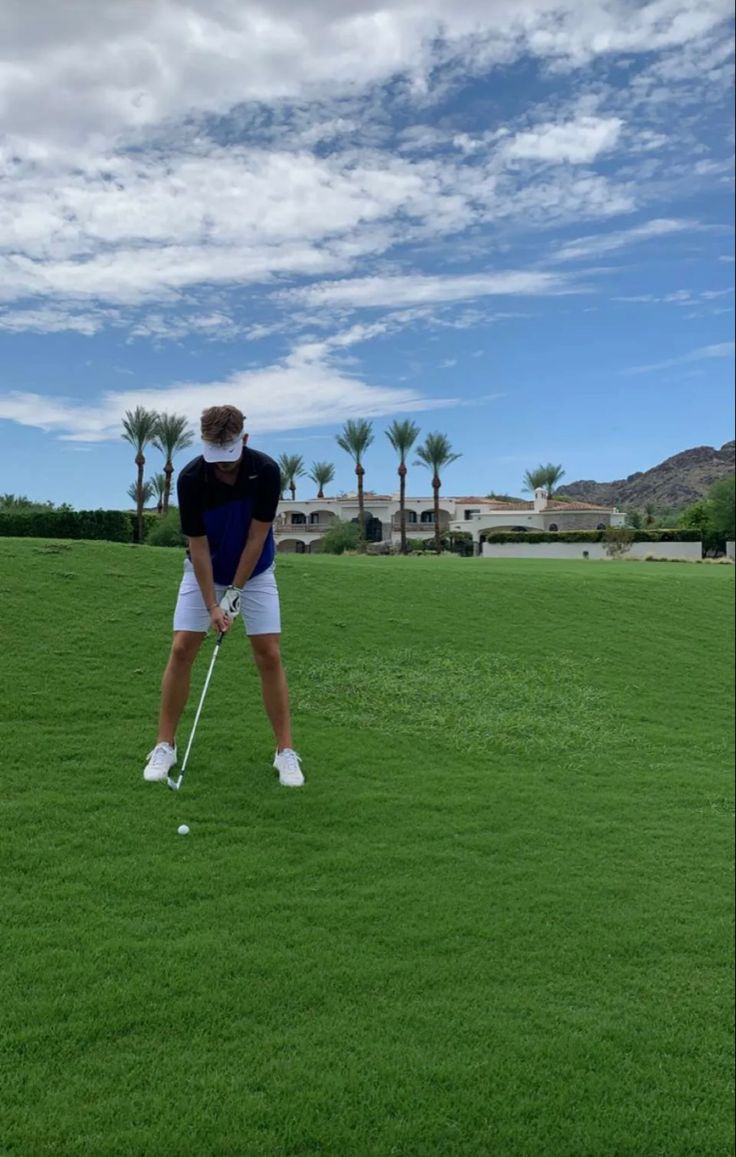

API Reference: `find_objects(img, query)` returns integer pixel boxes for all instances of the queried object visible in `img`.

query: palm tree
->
[151,472,167,514]
[0,493,34,509]
[542,463,566,497]
[278,453,306,500]
[386,419,420,555]
[414,432,461,554]
[127,479,156,510]
[522,466,549,494]
[522,463,565,498]
[336,419,374,548]
[308,461,335,499]
[122,406,159,543]
[153,412,194,515]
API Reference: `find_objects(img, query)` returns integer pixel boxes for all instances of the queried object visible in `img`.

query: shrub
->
[0,509,134,542]
[140,513,159,543]
[146,508,186,548]
[603,526,636,557]
[481,529,701,545]
[442,530,474,556]
[318,519,361,555]
[678,479,735,554]
[708,476,735,547]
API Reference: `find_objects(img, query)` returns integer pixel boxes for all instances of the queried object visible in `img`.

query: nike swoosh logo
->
[249,474,258,479]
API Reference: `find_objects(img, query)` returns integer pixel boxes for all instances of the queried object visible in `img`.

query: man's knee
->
[169,632,205,666]
[251,636,282,673]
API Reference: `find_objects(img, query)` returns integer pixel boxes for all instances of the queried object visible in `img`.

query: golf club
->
[167,629,225,791]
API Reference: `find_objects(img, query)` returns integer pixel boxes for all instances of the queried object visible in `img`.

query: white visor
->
[202,435,243,463]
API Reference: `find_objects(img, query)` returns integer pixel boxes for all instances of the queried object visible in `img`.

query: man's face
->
[215,457,240,475]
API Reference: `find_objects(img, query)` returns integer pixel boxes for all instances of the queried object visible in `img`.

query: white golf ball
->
[177,824,190,836]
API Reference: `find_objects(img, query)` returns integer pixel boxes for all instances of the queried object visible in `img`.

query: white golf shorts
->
[173,559,281,636]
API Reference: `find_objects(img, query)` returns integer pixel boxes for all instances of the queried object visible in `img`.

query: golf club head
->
[166,775,182,792]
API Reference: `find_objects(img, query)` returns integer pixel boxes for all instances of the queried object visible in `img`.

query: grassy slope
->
[0,540,733,1157]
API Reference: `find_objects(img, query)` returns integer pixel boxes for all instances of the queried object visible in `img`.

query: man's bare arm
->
[187,535,218,613]
[232,519,273,588]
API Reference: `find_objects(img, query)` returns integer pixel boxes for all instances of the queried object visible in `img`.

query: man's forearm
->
[190,548,218,612]
[233,532,270,588]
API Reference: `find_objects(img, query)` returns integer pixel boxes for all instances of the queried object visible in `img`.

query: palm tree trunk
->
[399,465,407,554]
[136,454,145,543]
[433,475,441,554]
[356,464,366,549]
[163,462,173,515]
[290,483,296,501]
[317,487,324,499]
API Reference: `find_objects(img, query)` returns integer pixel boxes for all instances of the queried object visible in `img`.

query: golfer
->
[143,404,304,787]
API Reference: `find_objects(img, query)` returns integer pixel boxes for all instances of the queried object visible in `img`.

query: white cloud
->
[504,116,623,164]
[284,270,573,309]
[0,1,731,150]
[0,132,641,312]
[624,340,735,374]
[0,146,426,299]
[0,0,730,345]
[1,2,729,331]
[128,311,243,343]
[551,217,695,263]
[0,338,456,441]
[0,306,119,334]
[615,285,731,307]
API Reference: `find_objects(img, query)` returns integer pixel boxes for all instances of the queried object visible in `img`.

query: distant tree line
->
[10,406,731,557]
[625,476,735,554]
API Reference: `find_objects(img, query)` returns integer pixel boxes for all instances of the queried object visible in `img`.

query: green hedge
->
[145,508,185,548]
[0,509,135,542]
[481,529,702,544]
[140,513,160,542]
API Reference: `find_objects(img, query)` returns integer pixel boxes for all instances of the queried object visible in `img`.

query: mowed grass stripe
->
[0,540,733,1156]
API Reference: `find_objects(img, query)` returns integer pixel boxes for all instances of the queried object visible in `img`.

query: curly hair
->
[200,405,245,444]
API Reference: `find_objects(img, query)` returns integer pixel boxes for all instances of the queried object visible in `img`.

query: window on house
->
[420,511,433,523]
[292,513,306,525]
[464,509,480,520]
[549,523,559,532]
[309,512,320,524]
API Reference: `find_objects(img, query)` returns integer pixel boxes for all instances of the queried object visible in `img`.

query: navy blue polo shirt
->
[177,448,281,585]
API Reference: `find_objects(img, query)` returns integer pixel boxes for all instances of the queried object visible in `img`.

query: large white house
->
[275,488,626,554]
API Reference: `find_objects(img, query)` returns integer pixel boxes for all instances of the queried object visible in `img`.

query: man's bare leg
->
[157,631,207,746]
[249,633,292,750]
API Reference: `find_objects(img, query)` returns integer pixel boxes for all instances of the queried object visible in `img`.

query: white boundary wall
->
[481,541,702,561]
[727,541,735,560]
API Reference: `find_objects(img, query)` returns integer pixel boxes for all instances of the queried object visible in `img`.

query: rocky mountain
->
[557,441,735,511]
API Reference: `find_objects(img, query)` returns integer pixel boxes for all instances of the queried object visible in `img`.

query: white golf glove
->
[218,585,242,617]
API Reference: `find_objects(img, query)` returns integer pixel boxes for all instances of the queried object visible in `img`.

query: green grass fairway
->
[1,540,733,1157]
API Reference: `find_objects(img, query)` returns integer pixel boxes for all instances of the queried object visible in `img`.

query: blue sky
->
[0,0,734,508]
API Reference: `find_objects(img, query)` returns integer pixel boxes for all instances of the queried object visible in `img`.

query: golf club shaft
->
[177,630,225,785]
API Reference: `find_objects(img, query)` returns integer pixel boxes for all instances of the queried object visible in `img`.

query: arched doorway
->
[352,511,383,542]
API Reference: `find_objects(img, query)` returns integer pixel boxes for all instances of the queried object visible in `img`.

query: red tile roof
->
[279,495,614,511]
[546,500,612,511]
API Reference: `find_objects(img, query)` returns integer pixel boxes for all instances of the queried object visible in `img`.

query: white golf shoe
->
[273,748,304,787]
[143,742,177,782]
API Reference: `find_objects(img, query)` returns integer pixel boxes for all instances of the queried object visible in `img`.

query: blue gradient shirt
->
[177,448,281,584]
